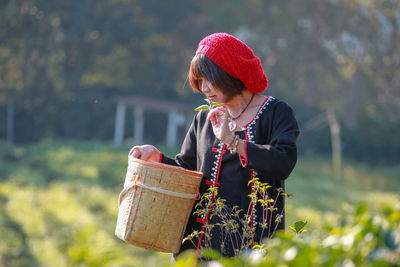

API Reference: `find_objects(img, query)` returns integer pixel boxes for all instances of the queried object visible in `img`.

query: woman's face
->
[200,78,230,103]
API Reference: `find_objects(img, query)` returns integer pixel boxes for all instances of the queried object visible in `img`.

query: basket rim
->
[128,157,203,178]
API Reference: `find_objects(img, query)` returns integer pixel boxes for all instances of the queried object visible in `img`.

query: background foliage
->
[0,0,399,165]
[1,0,399,266]
[0,140,399,266]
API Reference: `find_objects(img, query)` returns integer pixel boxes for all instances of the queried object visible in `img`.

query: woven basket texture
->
[115,157,203,253]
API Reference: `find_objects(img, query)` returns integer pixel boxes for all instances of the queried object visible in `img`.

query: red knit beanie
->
[196,32,268,94]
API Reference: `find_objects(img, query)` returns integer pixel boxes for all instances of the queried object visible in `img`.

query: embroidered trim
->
[239,141,248,167]
[197,142,226,250]
[244,96,274,129]
[243,96,275,238]
[205,180,220,187]
[196,218,208,224]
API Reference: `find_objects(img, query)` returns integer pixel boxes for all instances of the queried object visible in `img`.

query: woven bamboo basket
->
[115,156,203,253]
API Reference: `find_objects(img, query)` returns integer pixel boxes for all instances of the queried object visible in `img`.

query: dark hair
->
[188,54,245,98]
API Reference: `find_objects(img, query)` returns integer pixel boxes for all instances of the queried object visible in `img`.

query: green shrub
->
[0,140,399,266]
[174,197,400,266]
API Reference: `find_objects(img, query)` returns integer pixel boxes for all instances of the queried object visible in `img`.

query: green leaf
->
[204,98,211,105]
[294,221,307,233]
[281,192,294,198]
[211,102,224,107]
[289,221,307,234]
[194,105,210,111]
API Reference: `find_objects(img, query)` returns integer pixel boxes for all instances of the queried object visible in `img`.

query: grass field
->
[0,139,398,266]
[285,156,399,234]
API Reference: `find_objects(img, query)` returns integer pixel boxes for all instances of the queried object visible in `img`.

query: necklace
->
[230,93,255,120]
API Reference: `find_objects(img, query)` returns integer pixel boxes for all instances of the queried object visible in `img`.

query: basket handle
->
[118,175,140,206]
[118,175,199,206]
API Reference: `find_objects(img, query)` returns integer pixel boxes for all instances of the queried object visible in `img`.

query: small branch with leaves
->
[190,177,296,258]
[194,99,224,111]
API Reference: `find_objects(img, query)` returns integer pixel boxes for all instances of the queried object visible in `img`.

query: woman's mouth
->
[207,95,216,101]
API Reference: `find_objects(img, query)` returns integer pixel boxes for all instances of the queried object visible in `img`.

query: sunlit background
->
[0,1,399,266]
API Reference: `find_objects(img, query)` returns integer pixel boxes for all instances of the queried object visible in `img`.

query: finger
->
[213,106,228,116]
[129,147,136,156]
[211,107,229,123]
[208,114,217,126]
[207,106,226,118]
[140,149,152,161]
[206,108,219,121]
[129,147,142,158]
[219,108,229,120]
[213,106,227,112]
[207,108,226,125]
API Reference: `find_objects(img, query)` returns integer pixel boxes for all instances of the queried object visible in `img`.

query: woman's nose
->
[201,81,210,93]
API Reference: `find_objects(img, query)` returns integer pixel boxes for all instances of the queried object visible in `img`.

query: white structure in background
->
[167,111,186,148]
[113,96,193,148]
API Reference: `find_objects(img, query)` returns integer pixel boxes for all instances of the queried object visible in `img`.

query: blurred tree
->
[0,0,199,142]
[196,0,400,167]
[0,0,398,164]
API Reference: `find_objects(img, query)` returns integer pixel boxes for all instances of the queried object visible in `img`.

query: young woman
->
[130,32,300,257]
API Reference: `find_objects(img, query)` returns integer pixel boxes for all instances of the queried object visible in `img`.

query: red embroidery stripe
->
[197,144,227,250]
[196,218,207,224]
[242,130,254,245]
[212,147,227,154]
[197,231,205,250]
[239,140,248,167]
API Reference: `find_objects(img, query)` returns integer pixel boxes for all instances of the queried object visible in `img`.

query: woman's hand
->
[207,107,235,145]
[129,145,161,162]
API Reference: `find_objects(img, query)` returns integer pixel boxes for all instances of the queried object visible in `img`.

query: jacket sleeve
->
[161,113,198,171]
[245,101,300,180]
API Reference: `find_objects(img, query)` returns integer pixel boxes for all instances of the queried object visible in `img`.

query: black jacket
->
[162,96,300,257]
